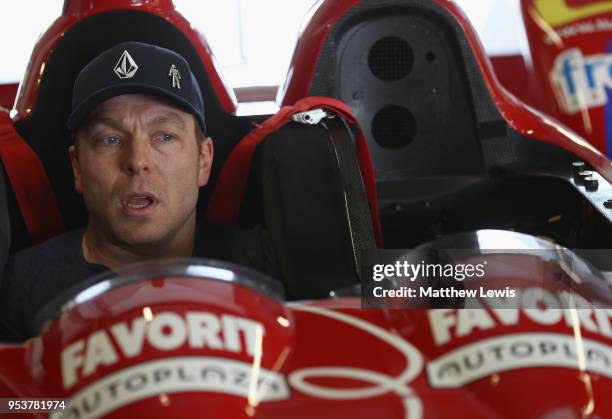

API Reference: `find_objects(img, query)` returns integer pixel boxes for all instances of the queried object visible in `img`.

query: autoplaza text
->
[428,288,612,346]
[51,357,289,419]
[427,332,612,388]
[61,311,264,389]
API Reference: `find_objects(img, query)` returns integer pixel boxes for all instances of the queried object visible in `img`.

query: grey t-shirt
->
[0,224,279,342]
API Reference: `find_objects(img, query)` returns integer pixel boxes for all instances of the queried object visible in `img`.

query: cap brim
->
[67,83,206,134]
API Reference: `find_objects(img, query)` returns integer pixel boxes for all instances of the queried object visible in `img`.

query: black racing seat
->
[277,0,581,249]
[205,99,381,299]
[279,0,495,181]
[279,0,578,179]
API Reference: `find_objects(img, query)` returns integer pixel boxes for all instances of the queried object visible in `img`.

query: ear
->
[198,137,214,187]
[69,145,83,194]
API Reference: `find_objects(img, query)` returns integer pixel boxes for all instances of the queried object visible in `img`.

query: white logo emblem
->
[287,304,424,419]
[169,64,182,89]
[114,50,138,79]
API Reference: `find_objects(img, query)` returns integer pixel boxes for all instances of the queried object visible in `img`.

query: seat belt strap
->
[0,113,65,244]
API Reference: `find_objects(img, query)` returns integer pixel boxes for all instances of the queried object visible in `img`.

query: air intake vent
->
[371,105,416,149]
[368,36,413,81]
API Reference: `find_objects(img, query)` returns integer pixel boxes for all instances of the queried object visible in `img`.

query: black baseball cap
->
[67,41,206,134]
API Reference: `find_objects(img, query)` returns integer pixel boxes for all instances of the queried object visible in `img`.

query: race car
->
[0,0,611,418]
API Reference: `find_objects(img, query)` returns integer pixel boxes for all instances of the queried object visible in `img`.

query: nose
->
[121,135,151,175]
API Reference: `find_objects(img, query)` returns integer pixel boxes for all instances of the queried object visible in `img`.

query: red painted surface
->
[13,0,237,122]
[0,261,609,418]
[278,0,612,182]
[490,55,544,110]
[0,83,18,111]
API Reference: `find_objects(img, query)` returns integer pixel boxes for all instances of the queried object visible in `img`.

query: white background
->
[0,0,530,87]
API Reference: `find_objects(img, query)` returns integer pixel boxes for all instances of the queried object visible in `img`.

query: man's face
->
[69,93,213,249]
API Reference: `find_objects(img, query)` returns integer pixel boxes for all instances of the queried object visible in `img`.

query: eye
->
[100,136,120,145]
[153,133,176,143]
[159,133,175,142]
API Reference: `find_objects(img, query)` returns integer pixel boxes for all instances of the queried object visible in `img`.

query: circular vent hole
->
[368,36,413,81]
[426,52,436,61]
[371,105,416,149]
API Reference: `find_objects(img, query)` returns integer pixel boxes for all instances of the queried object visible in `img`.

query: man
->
[0,42,277,342]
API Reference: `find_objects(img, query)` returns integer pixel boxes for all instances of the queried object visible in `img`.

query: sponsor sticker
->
[61,310,264,389]
[534,0,612,28]
[51,357,289,419]
[427,333,612,388]
[550,48,612,114]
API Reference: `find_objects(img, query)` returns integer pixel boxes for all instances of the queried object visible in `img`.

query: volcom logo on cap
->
[114,50,138,79]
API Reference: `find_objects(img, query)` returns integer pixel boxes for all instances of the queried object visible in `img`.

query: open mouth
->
[121,192,158,212]
[127,196,153,209]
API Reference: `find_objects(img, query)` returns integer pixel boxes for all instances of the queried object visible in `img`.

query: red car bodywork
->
[1,255,611,419]
[0,84,17,112]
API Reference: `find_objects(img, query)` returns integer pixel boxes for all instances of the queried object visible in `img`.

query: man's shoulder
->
[0,229,109,341]
[6,229,84,276]
[0,229,87,342]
